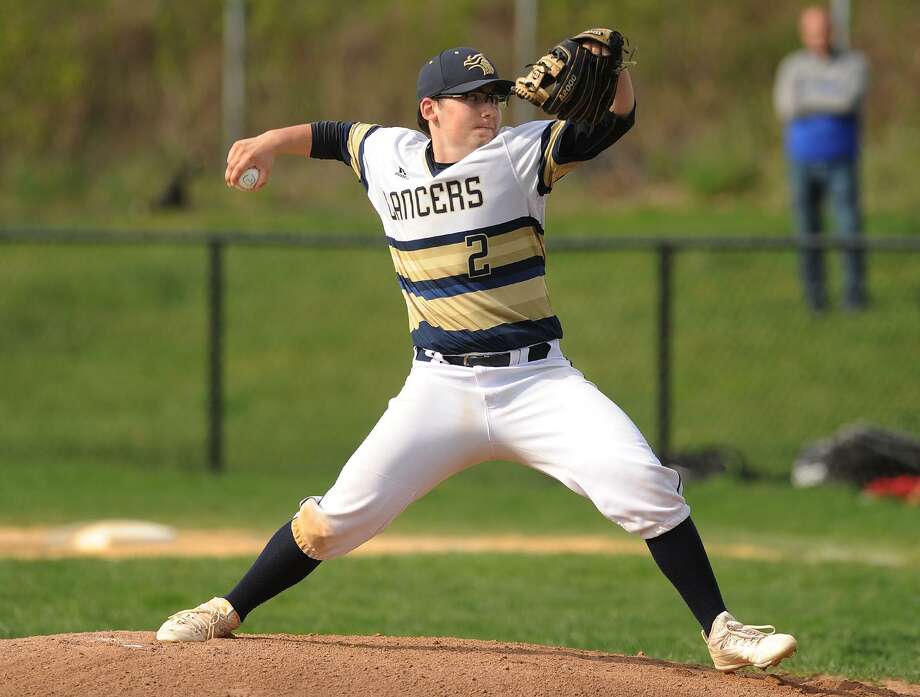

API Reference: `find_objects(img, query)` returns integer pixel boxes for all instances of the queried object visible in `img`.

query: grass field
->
[2,202,918,684]
[3,3,919,681]
[2,223,918,479]
[3,461,918,559]
[1,553,917,682]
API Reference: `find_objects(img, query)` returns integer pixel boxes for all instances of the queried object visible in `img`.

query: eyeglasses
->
[435,92,510,107]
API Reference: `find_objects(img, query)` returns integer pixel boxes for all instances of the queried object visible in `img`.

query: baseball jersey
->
[311,111,634,354]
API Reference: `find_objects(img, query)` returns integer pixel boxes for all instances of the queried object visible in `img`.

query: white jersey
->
[343,120,578,354]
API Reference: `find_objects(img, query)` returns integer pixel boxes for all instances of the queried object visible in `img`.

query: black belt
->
[414,342,551,367]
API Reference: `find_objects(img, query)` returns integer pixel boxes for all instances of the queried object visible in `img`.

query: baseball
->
[236,167,261,191]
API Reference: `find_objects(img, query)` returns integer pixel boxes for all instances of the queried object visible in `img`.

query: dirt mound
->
[1,632,915,697]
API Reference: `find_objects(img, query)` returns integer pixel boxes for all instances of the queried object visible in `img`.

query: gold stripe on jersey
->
[402,276,555,333]
[388,225,543,283]
[346,123,377,180]
[541,120,579,190]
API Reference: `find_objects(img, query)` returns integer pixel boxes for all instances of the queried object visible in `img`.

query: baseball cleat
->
[155,597,241,642]
[704,611,797,672]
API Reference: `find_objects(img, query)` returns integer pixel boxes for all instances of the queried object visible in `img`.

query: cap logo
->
[463,53,495,76]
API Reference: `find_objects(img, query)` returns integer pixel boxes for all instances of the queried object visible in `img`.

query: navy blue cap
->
[417,47,513,100]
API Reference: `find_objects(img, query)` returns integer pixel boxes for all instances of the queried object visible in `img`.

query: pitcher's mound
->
[0,631,912,697]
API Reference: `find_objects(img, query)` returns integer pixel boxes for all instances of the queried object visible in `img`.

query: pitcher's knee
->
[597,462,691,539]
[626,505,691,539]
[291,497,355,560]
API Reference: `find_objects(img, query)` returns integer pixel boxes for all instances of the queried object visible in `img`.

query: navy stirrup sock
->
[225,517,723,630]
[225,521,321,621]
[645,517,726,632]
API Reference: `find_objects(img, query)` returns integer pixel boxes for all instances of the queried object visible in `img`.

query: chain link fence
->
[1,230,918,481]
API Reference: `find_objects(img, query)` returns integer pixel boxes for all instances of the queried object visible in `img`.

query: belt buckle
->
[422,348,447,364]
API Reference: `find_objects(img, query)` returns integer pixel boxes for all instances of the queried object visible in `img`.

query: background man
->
[774,5,870,312]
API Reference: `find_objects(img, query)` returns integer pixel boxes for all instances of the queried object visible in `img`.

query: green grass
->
[4,2,920,217]
[3,459,918,565]
[2,204,918,687]
[3,165,918,236]
[1,240,917,478]
[1,553,917,682]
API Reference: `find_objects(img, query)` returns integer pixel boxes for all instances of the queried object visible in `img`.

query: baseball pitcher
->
[156,30,797,673]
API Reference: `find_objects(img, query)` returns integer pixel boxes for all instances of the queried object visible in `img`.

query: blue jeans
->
[789,159,866,310]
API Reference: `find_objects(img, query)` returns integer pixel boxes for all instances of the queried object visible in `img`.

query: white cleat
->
[704,611,797,672]
[156,597,241,642]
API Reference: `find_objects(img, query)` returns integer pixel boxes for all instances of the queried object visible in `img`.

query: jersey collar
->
[425,141,455,177]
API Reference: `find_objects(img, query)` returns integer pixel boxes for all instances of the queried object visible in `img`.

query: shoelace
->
[206,610,222,640]
[724,622,776,647]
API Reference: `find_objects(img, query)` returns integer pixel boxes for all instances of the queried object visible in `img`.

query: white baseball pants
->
[292,341,690,560]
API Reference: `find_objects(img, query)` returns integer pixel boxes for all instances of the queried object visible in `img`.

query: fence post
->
[657,243,673,462]
[207,240,225,473]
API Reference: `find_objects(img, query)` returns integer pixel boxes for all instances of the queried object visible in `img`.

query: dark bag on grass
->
[791,423,920,488]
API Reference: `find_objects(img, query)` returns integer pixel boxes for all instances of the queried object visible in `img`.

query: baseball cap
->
[417,47,513,99]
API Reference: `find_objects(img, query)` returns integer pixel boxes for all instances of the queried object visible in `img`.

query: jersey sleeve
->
[501,120,557,198]
[309,120,381,189]
[536,104,637,195]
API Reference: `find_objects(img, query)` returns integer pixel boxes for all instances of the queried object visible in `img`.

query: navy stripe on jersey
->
[412,316,564,355]
[386,216,544,251]
[357,126,377,191]
[397,255,546,301]
[537,122,556,196]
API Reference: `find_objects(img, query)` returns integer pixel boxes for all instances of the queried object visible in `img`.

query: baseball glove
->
[512,28,632,125]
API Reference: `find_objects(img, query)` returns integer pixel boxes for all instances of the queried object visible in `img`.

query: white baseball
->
[236,167,261,191]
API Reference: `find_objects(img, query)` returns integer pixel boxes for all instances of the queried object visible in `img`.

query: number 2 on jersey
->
[465,233,491,278]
